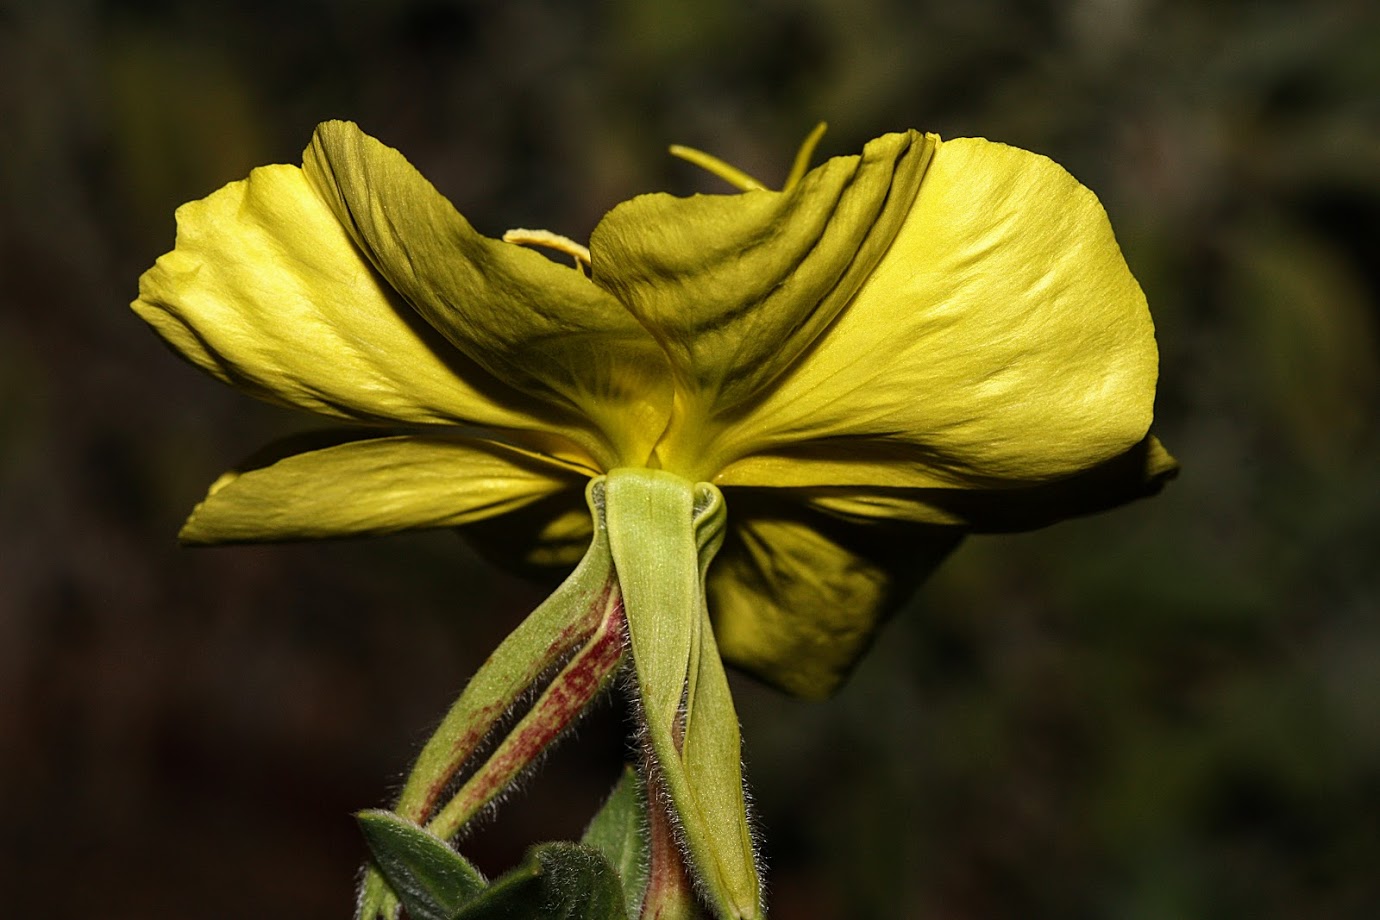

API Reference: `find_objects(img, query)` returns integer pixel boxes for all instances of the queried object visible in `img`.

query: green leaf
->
[357,810,486,920]
[455,843,628,920]
[581,768,649,915]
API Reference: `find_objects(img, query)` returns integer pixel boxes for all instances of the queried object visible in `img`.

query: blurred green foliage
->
[2,0,1377,918]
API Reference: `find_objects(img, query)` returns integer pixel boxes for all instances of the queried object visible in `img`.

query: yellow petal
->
[304,121,672,469]
[464,492,596,577]
[718,136,1159,489]
[588,131,936,479]
[134,162,558,438]
[180,435,586,544]
[707,492,961,699]
[776,435,1179,530]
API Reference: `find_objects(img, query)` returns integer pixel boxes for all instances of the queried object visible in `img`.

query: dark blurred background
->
[3,0,1378,917]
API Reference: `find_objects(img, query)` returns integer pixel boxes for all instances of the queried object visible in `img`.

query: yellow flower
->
[133,120,1175,920]
[135,119,1172,695]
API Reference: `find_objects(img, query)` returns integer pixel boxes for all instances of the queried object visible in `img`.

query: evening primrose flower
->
[134,120,1174,919]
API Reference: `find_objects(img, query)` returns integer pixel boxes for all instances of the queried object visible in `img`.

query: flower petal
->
[463,494,596,580]
[588,130,936,478]
[718,136,1160,488]
[180,435,586,545]
[134,162,557,437]
[304,121,673,469]
[777,434,1179,530]
[707,491,961,699]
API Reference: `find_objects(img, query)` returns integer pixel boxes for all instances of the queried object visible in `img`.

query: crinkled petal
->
[717,136,1160,489]
[180,434,586,545]
[588,131,935,479]
[304,121,672,469]
[134,162,559,438]
[707,492,961,699]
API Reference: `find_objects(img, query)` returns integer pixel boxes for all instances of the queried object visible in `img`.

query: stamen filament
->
[502,228,592,270]
[667,144,767,192]
[671,121,828,194]
[783,121,828,192]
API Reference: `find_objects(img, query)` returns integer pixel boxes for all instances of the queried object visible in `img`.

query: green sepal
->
[604,468,760,920]
[581,768,649,916]
[454,843,628,920]
[358,478,620,920]
[357,810,486,920]
[394,480,616,822]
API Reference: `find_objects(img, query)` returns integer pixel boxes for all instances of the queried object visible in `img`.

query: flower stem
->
[640,766,707,920]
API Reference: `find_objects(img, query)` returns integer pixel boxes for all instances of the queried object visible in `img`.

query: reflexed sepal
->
[358,478,626,920]
[605,469,761,920]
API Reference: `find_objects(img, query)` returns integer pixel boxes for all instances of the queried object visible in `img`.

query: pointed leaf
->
[581,768,649,915]
[455,843,627,920]
[357,810,485,920]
